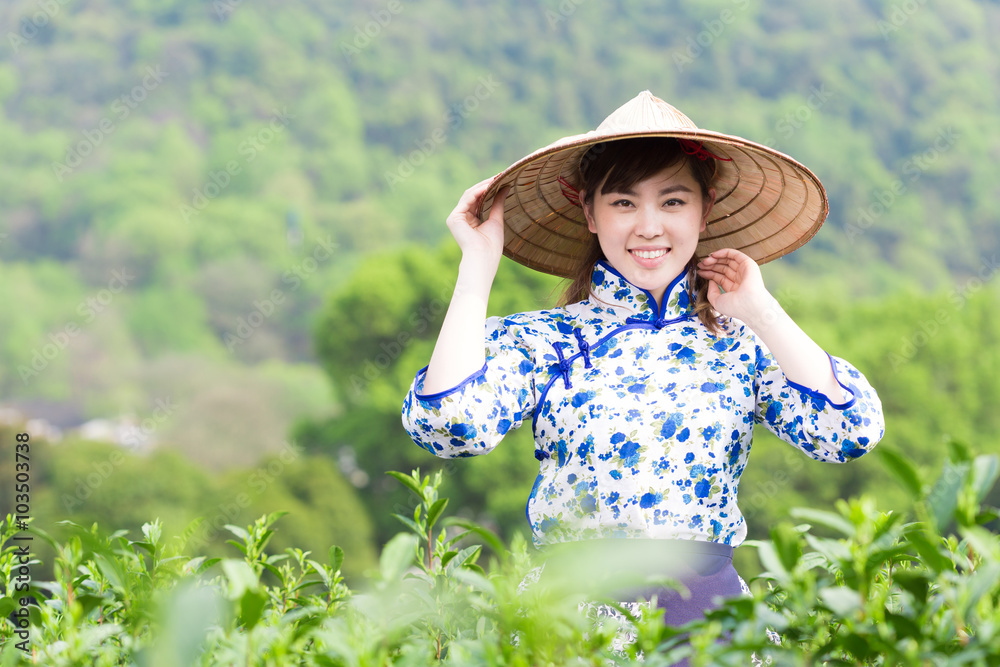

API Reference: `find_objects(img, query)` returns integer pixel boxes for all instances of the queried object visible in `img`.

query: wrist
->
[456,255,498,299]
[742,293,787,334]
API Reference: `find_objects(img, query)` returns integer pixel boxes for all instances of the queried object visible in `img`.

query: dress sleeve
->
[751,332,885,463]
[401,315,536,458]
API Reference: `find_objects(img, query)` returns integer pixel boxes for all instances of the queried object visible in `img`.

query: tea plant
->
[0,444,997,665]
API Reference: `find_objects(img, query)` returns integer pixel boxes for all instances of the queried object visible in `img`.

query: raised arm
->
[422,179,510,394]
[698,248,883,462]
[697,248,846,402]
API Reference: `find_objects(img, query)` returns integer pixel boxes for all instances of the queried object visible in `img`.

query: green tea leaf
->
[790,507,855,537]
[261,561,284,584]
[387,470,423,498]
[927,460,970,530]
[819,586,861,617]
[962,561,1000,612]
[771,523,803,573]
[947,440,973,463]
[93,553,126,593]
[379,533,418,581]
[757,542,790,585]
[223,525,250,543]
[960,525,1000,562]
[392,513,422,535]
[892,570,930,604]
[884,612,922,641]
[443,517,505,557]
[0,597,15,617]
[329,545,344,574]
[425,498,449,531]
[970,455,1000,505]
[130,541,155,556]
[224,539,248,556]
[879,447,923,497]
[221,559,260,599]
[265,510,290,526]
[904,526,951,574]
[239,589,268,630]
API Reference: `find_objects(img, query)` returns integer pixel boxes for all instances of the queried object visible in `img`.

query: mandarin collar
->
[588,259,694,323]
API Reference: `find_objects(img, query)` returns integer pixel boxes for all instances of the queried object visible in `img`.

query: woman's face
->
[583,162,715,307]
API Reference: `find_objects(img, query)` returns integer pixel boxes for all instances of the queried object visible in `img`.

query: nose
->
[633,205,663,239]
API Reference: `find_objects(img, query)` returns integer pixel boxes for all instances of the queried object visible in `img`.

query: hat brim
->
[479,129,829,279]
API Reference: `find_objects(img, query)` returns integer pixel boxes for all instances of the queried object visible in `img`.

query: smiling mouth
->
[629,249,670,259]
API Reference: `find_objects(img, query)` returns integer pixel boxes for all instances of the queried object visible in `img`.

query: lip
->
[628,247,671,268]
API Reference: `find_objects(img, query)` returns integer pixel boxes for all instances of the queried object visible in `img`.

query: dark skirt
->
[537,538,743,662]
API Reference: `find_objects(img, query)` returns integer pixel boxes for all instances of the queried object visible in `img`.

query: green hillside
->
[1,0,999,558]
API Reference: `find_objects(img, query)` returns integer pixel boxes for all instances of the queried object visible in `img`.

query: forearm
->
[421,257,496,394]
[744,295,848,403]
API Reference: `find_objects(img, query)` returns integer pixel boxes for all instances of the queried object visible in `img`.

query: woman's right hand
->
[446,178,510,271]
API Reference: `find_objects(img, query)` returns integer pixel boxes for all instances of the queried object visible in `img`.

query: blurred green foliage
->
[1,449,998,664]
[0,424,376,581]
[1,0,999,591]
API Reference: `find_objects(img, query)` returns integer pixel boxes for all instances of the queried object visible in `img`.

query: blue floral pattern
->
[401,260,885,548]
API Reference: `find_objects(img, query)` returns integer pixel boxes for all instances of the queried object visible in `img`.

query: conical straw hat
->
[478,91,829,278]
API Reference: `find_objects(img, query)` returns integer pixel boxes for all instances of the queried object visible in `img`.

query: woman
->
[400,91,884,653]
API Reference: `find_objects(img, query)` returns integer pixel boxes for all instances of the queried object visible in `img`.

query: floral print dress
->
[401,259,885,550]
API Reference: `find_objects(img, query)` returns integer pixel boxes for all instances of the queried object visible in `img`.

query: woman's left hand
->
[696,249,777,326]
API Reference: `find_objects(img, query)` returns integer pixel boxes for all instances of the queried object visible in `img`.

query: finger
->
[705,247,746,262]
[457,177,497,212]
[710,261,743,285]
[698,264,740,289]
[706,279,722,306]
[449,181,498,229]
[697,252,740,270]
[709,249,761,279]
[699,272,734,296]
[487,184,511,221]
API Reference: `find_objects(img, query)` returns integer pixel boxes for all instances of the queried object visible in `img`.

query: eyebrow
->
[611,184,695,196]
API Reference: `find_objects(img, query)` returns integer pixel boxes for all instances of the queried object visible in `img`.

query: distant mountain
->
[1,0,997,451]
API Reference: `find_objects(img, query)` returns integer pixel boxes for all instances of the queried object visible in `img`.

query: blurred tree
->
[304,241,559,544]
[211,453,377,580]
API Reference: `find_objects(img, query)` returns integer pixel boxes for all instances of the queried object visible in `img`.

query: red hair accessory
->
[677,139,733,162]
[558,176,582,207]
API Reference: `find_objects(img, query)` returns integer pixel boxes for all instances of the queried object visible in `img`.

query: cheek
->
[683,216,705,239]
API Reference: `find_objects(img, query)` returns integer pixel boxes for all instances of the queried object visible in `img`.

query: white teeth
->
[632,249,668,259]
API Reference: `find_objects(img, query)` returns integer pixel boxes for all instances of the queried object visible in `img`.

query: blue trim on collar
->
[592,259,691,322]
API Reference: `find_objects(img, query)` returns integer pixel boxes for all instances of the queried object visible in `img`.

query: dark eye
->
[664,198,686,207]
[611,199,633,207]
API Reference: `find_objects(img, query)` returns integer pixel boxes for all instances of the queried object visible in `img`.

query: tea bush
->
[1,444,998,665]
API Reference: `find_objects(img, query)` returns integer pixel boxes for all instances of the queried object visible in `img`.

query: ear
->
[700,187,716,233]
[581,192,597,233]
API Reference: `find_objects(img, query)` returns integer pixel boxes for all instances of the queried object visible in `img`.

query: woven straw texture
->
[478,91,829,278]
